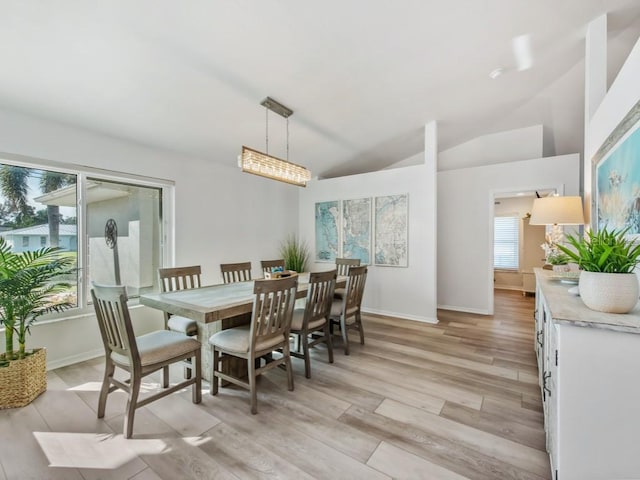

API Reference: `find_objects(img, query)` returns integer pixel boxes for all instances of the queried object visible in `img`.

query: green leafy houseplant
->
[279,235,309,273]
[556,226,640,273]
[547,251,571,266]
[0,237,75,364]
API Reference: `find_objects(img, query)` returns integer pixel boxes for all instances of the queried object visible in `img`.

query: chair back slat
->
[221,262,252,284]
[304,270,337,328]
[159,265,202,292]
[335,258,361,276]
[342,265,368,315]
[260,259,286,274]
[251,276,297,351]
[91,284,139,364]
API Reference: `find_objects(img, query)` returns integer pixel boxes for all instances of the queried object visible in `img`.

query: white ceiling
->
[0,1,639,178]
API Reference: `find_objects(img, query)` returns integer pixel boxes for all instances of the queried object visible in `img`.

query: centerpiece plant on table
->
[556,226,640,313]
[280,235,309,273]
[0,237,75,408]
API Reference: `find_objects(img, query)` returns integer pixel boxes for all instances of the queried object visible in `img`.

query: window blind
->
[494,216,519,270]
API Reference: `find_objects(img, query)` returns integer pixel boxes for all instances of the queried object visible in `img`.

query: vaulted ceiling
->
[0,1,639,178]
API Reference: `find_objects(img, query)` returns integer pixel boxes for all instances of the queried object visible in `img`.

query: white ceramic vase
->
[578,271,639,314]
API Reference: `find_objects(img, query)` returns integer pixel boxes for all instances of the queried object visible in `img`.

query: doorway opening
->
[490,188,556,313]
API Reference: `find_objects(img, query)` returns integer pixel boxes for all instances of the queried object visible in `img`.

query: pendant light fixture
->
[238,97,311,187]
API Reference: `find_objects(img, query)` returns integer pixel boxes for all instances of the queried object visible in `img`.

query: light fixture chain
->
[286,117,289,161]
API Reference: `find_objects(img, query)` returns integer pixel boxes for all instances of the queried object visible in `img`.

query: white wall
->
[587,36,640,224]
[0,107,299,369]
[438,125,543,171]
[438,154,580,314]
[299,163,437,323]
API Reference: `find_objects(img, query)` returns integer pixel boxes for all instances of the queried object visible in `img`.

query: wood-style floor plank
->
[367,441,471,480]
[0,290,550,479]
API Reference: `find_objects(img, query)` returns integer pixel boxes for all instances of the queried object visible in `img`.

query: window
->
[0,159,171,316]
[494,216,519,270]
[86,179,163,299]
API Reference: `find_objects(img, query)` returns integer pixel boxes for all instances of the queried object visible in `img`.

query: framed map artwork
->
[315,200,340,262]
[342,198,371,264]
[374,194,408,267]
[594,98,640,235]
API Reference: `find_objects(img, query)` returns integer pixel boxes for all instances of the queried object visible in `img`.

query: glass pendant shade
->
[239,146,311,187]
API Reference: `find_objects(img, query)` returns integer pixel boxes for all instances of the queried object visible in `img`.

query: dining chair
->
[290,270,336,378]
[329,265,368,355]
[260,259,286,275]
[208,275,297,414]
[91,284,202,438]
[335,257,361,276]
[334,258,361,300]
[220,262,252,284]
[158,265,201,378]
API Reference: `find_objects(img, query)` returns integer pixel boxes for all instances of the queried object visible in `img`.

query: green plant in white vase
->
[556,227,640,313]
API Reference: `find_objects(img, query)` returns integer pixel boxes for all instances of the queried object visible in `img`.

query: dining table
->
[139,273,346,380]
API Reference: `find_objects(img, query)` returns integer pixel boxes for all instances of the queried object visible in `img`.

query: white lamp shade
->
[529,196,585,225]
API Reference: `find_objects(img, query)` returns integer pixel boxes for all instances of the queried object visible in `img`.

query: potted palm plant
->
[557,226,640,313]
[0,237,75,408]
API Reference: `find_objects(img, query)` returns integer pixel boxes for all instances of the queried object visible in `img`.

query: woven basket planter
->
[0,348,47,409]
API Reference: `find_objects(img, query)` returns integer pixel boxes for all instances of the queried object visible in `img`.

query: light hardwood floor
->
[0,290,550,480]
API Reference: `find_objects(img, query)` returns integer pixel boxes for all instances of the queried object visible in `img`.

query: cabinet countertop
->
[534,268,640,334]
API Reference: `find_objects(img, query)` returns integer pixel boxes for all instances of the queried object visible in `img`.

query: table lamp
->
[529,195,585,264]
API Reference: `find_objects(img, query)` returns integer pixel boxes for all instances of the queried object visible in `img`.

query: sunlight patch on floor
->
[33,432,167,469]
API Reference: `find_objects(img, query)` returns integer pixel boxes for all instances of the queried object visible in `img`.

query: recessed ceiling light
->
[489,68,503,79]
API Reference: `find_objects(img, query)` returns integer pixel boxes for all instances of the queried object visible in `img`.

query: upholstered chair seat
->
[167,315,198,336]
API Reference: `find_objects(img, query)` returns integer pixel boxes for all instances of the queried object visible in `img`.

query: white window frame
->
[0,152,175,322]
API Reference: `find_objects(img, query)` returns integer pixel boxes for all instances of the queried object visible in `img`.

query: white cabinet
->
[535,269,640,480]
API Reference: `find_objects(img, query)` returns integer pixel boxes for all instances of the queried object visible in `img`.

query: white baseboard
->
[437,304,491,315]
[361,308,439,324]
[46,348,104,371]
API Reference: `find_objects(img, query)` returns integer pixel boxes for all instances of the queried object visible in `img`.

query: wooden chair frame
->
[330,265,368,355]
[158,265,202,379]
[260,259,286,275]
[92,284,201,438]
[290,270,336,378]
[210,276,297,414]
[220,262,252,284]
[335,257,361,276]
[158,265,202,328]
